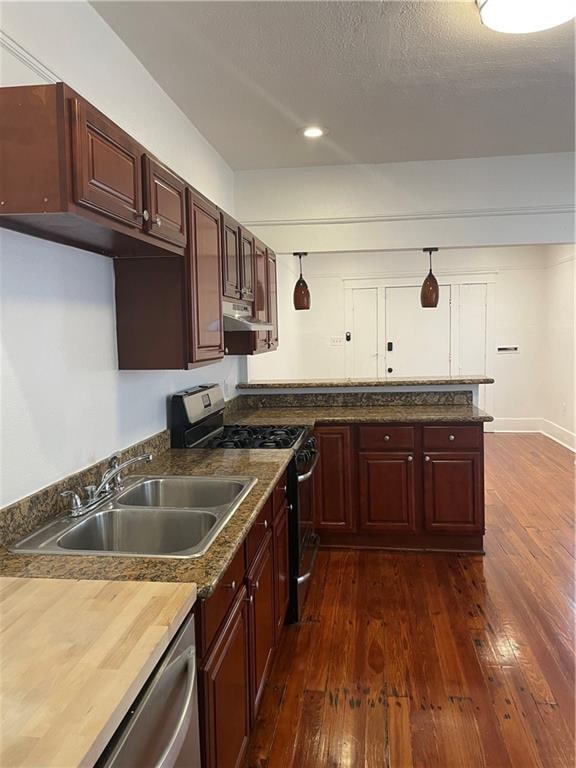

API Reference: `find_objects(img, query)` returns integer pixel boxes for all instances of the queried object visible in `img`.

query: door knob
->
[387,367,393,373]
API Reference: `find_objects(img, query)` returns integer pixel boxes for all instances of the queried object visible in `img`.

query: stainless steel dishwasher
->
[96,611,201,768]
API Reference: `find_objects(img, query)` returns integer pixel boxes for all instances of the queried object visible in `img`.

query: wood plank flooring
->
[245,434,575,768]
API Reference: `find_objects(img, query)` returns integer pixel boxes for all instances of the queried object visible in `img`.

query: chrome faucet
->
[60,452,153,517]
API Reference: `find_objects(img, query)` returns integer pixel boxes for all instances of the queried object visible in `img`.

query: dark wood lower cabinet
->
[423,451,484,532]
[315,422,485,552]
[198,585,251,768]
[358,451,417,532]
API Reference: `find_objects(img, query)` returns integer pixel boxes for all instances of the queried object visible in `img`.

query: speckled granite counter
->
[0,448,292,597]
[237,376,494,389]
[227,404,493,426]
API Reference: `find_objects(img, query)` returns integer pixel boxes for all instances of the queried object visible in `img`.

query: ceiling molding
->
[0,31,60,84]
[241,204,575,229]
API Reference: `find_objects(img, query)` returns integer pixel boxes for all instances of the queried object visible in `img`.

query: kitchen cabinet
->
[314,426,355,532]
[142,155,187,246]
[247,531,276,719]
[198,586,251,768]
[254,238,270,353]
[358,452,417,532]
[267,250,279,350]
[315,422,485,551]
[187,191,224,364]
[240,228,255,303]
[273,504,290,640]
[423,451,483,532]
[221,213,242,299]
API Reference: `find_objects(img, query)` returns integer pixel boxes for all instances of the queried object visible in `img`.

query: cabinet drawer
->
[197,544,245,658]
[246,497,273,567]
[272,471,288,518]
[358,426,416,451]
[423,426,482,451]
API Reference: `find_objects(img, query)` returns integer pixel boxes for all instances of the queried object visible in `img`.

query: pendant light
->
[293,252,311,310]
[420,247,439,308]
[476,0,576,33]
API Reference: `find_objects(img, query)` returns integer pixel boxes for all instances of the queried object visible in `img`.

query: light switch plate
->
[329,336,345,346]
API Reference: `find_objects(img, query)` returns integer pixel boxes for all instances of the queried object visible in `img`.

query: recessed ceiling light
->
[477,0,576,33]
[302,126,325,139]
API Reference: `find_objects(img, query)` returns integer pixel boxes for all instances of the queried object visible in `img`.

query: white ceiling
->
[92,1,575,170]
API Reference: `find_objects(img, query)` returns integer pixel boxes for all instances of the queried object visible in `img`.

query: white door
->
[384,285,451,377]
[458,284,487,375]
[349,287,379,378]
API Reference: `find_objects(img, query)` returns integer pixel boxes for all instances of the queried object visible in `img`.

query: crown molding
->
[241,203,575,229]
[0,31,60,84]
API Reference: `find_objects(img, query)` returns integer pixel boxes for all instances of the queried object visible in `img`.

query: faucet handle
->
[60,490,83,515]
[107,454,120,470]
[84,485,97,501]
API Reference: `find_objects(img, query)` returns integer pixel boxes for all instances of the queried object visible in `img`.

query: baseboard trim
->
[493,417,575,452]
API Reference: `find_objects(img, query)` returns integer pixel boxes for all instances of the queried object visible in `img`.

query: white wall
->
[235,154,574,252]
[245,246,576,449]
[0,1,244,506]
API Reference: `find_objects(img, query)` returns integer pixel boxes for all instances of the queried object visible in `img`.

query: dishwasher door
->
[97,611,201,768]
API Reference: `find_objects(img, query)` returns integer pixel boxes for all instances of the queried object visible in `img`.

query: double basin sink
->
[12,475,258,559]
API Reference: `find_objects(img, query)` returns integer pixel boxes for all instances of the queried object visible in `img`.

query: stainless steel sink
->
[11,474,257,559]
[116,477,247,510]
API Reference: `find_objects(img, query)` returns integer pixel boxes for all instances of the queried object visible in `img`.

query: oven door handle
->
[297,451,320,483]
[297,534,320,585]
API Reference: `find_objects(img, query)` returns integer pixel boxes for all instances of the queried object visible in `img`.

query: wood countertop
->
[0,577,197,768]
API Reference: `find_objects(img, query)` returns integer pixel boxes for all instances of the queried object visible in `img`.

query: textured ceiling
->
[92,1,575,170]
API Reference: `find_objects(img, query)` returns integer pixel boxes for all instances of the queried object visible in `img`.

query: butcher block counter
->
[0,577,197,768]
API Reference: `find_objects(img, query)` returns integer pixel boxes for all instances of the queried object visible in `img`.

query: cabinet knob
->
[223,580,236,591]
[142,209,149,222]
[425,455,431,462]
[156,216,162,226]
[245,594,253,604]
[384,435,390,441]
[407,455,413,462]
[254,580,260,591]
[449,434,455,441]
[258,519,268,530]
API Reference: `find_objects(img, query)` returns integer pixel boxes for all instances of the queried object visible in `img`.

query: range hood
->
[223,301,273,332]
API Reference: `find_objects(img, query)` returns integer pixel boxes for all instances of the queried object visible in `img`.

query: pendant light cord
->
[299,254,303,279]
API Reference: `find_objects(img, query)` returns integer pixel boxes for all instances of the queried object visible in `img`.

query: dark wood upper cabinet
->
[240,228,255,303]
[142,155,187,246]
[314,426,355,532]
[221,213,242,299]
[254,238,269,353]
[71,97,143,229]
[199,586,251,768]
[187,191,224,364]
[247,531,276,720]
[358,451,417,532]
[267,250,279,350]
[423,451,484,533]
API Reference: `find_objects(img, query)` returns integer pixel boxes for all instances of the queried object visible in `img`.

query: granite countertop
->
[237,375,495,389]
[0,448,292,598]
[227,404,493,426]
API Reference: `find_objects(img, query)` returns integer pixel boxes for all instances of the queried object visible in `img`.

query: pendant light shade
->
[420,248,439,308]
[293,252,311,310]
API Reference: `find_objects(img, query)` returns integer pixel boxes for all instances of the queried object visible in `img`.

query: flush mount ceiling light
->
[293,253,311,310]
[420,247,439,308]
[302,126,325,139]
[477,0,576,33]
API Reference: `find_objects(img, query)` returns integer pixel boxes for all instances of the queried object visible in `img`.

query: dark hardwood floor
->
[245,434,575,767]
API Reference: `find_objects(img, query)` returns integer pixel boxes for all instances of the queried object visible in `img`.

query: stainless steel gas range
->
[168,384,320,623]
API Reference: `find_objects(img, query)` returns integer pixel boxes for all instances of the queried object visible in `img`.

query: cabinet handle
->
[141,209,150,222]
[223,580,236,591]
[156,216,162,226]
[407,455,413,462]
[449,434,455,441]
[384,435,390,441]
[425,455,431,462]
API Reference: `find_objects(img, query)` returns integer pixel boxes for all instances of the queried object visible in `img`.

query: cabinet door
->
[221,214,241,299]
[71,97,143,228]
[267,250,279,350]
[424,451,484,533]
[314,426,355,531]
[254,239,269,352]
[187,192,224,364]
[248,532,275,719]
[199,586,251,768]
[273,504,290,641]
[143,155,186,246]
[358,452,417,532]
[240,228,255,303]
